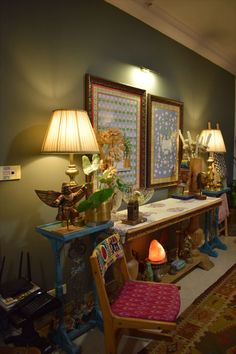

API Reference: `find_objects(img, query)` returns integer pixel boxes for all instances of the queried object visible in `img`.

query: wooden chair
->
[219,216,228,236]
[219,193,229,237]
[90,233,181,354]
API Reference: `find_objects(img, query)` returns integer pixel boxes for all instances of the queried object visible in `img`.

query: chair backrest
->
[91,233,126,279]
[90,233,130,320]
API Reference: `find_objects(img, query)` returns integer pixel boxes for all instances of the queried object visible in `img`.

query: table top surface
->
[113,196,222,239]
[36,197,222,242]
[36,220,113,242]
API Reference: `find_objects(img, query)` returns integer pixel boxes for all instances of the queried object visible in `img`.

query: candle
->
[195,135,199,156]
[178,129,185,145]
[187,131,192,145]
[195,142,199,157]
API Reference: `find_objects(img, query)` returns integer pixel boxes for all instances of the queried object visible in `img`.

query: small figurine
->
[35,183,86,228]
[195,172,207,199]
[180,233,193,263]
[143,261,154,281]
[178,168,190,195]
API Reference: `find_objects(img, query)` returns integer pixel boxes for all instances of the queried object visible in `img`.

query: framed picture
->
[147,94,183,188]
[85,74,146,188]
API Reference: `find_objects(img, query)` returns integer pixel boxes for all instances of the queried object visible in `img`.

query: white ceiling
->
[105,0,236,76]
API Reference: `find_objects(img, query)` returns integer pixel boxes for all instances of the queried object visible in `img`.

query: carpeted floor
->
[138,263,236,354]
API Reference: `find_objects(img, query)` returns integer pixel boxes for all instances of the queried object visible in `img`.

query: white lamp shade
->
[42,109,99,154]
[200,129,226,153]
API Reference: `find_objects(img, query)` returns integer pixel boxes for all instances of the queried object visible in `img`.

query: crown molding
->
[105,0,236,76]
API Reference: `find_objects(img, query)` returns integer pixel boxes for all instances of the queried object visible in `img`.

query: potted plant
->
[77,154,129,225]
[77,187,114,225]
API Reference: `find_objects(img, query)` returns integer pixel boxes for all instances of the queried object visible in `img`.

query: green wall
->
[0,0,235,288]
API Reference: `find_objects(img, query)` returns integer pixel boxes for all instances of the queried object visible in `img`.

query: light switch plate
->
[0,165,21,181]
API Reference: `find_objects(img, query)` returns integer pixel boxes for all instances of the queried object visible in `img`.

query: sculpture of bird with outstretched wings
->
[35,183,87,227]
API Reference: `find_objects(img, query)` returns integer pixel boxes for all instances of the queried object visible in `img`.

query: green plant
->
[78,153,129,214]
[77,188,114,212]
[98,167,129,193]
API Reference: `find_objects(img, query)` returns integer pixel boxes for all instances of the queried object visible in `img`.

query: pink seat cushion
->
[111,281,180,322]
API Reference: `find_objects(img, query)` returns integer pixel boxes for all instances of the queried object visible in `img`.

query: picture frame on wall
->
[147,94,183,188]
[85,74,147,188]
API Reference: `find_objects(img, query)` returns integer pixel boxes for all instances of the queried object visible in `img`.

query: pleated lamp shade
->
[42,109,99,154]
[42,109,99,185]
[199,129,226,153]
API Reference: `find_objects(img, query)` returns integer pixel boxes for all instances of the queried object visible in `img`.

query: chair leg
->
[104,326,118,354]
[219,217,229,237]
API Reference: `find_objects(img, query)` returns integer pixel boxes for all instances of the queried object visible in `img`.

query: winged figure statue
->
[35,183,87,227]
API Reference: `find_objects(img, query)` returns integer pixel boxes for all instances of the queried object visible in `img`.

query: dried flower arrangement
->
[178,129,211,160]
[95,128,125,171]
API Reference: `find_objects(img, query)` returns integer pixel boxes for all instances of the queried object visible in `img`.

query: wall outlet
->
[48,283,67,296]
[0,165,21,181]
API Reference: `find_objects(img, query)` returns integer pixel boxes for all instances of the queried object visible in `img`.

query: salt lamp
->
[148,239,167,264]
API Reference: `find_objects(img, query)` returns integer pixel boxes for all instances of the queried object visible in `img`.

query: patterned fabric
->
[94,233,124,278]
[111,281,180,322]
[113,197,219,241]
[218,192,229,223]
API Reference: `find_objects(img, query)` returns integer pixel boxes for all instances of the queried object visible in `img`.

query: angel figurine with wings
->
[35,182,87,228]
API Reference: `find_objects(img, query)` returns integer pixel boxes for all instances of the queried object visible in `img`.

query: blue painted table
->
[35,220,113,354]
[199,188,230,257]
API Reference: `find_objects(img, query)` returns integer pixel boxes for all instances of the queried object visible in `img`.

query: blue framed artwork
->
[147,94,183,188]
[85,74,146,188]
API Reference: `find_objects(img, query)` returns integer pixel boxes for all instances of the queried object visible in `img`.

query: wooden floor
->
[229,208,236,236]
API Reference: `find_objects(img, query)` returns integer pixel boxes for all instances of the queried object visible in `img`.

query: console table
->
[35,220,113,354]
[113,197,224,282]
[113,197,222,242]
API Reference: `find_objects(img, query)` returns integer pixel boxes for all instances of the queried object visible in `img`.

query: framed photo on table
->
[85,74,146,188]
[147,94,183,188]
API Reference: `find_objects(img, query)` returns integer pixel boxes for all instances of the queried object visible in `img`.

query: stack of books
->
[0,282,40,312]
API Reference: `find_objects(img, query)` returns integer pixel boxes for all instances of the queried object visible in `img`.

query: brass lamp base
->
[65,153,79,186]
[65,163,79,186]
[206,153,215,190]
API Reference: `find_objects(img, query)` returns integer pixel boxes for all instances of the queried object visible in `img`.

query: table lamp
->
[199,123,226,190]
[42,109,99,186]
